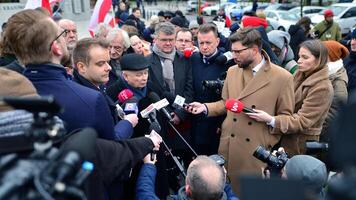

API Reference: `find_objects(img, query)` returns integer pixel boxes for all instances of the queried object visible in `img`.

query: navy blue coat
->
[24,63,132,140]
[190,51,229,150]
[344,51,356,94]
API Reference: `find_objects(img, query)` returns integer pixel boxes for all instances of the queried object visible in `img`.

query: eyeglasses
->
[231,47,250,55]
[49,29,69,51]
[157,38,175,43]
[176,39,192,43]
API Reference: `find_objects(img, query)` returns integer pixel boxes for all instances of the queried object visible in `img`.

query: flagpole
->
[111,5,116,27]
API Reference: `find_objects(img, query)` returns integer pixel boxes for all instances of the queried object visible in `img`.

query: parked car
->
[202,2,235,16]
[187,0,205,12]
[229,4,268,21]
[289,6,326,18]
[265,3,297,11]
[310,3,356,35]
[265,10,299,31]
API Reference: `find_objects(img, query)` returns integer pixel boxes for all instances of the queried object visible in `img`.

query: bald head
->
[186,156,225,200]
[58,19,77,51]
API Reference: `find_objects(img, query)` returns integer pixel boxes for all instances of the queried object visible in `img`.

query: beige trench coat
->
[206,52,295,193]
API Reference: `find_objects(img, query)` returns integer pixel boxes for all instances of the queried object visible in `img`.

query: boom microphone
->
[225,99,255,113]
[148,92,174,122]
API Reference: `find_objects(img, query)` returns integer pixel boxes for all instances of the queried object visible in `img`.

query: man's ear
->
[76,61,86,74]
[122,71,129,81]
[51,40,63,56]
[185,184,192,197]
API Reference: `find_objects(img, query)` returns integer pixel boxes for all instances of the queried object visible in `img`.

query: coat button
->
[248,122,252,125]
[251,105,256,109]
[245,138,250,142]
[231,134,235,137]
[233,118,237,122]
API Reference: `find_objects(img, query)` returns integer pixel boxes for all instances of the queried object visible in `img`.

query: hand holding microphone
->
[184,102,207,115]
[124,114,139,127]
[225,99,273,123]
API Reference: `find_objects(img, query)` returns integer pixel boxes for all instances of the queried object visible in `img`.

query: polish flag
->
[25,0,52,15]
[88,0,115,37]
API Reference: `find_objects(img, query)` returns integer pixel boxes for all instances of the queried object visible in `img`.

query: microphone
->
[216,51,233,65]
[172,95,188,109]
[225,99,255,113]
[122,96,138,115]
[183,48,193,58]
[117,89,134,104]
[148,92,173,122]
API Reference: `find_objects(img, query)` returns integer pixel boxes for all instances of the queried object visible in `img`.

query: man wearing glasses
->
[175,28,198,56]
[148,22,194,199]
[106,28,130,86]
[58,19,78,53]
[187,27,294,193]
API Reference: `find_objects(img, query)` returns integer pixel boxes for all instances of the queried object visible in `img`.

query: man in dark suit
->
[147,22,194,198]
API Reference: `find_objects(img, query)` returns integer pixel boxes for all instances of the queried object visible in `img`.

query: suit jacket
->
[206,51,295,192]
[147,52,194,121]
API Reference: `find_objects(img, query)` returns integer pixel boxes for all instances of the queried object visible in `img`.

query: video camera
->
[0,96,94,200]
[253,145,289,177]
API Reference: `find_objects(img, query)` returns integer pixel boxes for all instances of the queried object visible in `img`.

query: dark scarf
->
[121,75,147,101]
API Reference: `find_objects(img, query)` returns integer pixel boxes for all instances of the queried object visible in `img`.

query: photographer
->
[136,155,239,200]
[261,148,328,199]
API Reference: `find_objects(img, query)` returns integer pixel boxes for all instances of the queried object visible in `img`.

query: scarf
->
[121,75,147,101]
[152,44,176,93]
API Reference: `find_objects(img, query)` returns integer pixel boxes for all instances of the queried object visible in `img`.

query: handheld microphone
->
[117,89,134,104]
[148,92,173,122]
[183,48,193,58]
[216,51,233,65]
[172,95,189,109]
[122,97,138,115]
[225,99,255,113]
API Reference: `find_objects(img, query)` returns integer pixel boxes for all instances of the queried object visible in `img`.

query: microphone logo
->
[231,101,239,113]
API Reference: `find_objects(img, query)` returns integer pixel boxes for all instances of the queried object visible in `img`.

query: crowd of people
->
[1,1,356,200]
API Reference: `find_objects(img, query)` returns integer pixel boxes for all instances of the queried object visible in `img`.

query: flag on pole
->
[88,0,115,37]
[25,0,52,15]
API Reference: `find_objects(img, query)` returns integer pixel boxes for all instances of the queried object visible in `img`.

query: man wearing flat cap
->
[312,9,341,41]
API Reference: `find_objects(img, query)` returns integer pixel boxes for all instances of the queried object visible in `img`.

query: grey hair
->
[94,23,112,38]
[187,156,225,200]
[106,27,131,50]
[154,22,175,38]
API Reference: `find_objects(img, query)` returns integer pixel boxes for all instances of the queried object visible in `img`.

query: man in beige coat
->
[187,27,295,193]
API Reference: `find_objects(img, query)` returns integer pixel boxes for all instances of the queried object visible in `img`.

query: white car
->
[187,0,205,12]
[265,10,299,31]
[202,2,235,16]
[311,3,356,35]
[289,6,326,18]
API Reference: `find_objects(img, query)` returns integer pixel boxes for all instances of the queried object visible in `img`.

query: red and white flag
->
[25,0,52,15]
[88,0,115,37]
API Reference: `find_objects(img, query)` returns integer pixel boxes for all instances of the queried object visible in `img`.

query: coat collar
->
[295,66,329,87]
[25,63,71,80]
[238,50,272,100]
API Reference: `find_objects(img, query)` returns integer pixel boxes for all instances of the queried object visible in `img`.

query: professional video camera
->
[253,145,289,177]
[0,96,95,200]
[202,72,227,95]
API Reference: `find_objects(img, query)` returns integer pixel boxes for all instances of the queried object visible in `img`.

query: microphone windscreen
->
[215,54,228,65]
[225,99,244,113]
[60,128,97,162]
[117,89,134,103]
[183,48,193,58]
[148,92,161,103]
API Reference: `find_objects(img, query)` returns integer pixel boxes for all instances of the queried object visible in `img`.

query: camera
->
[202,79,224,95]
[305,141,328,155]
[253,145,288,175]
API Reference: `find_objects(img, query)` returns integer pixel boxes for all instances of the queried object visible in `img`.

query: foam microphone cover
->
[225,99,244,113]
[60,128,97,162]
[148,92,161,103]
[183,48,193,58]
[117,89,134,104]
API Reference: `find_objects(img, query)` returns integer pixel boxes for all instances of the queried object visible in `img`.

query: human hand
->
[261,167,271,179]
[124,114,139,127]
[246,109,273,123]
[184,102,206,115]
[171,112,181,125]
[143,153,157,164]
[147,130,162,150]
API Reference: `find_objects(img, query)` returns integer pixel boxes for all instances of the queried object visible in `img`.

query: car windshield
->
[318,6,346,16]
[279,12,299,20]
